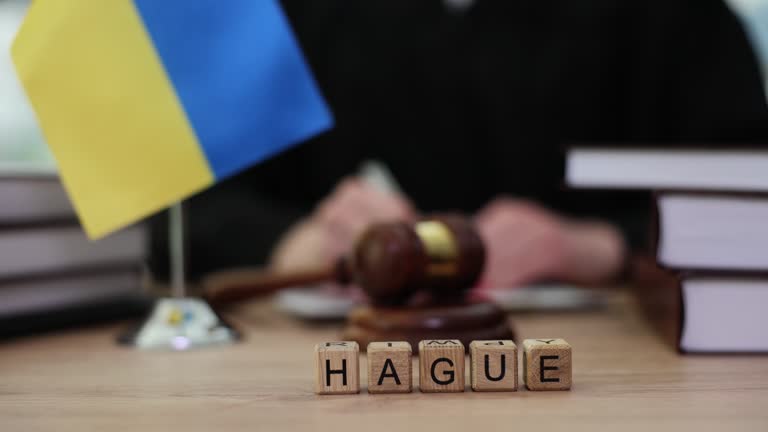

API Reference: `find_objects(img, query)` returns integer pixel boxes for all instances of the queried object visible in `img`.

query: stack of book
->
[0,165,149,338]
[566,147,768,353]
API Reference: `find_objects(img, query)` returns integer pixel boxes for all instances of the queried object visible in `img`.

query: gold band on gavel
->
[414,221,460,277]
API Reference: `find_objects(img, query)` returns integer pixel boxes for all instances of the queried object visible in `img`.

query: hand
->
[474,198,626,290]
[270,177,416,272]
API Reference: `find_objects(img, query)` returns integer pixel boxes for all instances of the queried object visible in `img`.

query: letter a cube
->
[469,340,518,391]
[523,339,572,391]
[418,339,465,393]
[315,341,360,394]
[367,342,412,393]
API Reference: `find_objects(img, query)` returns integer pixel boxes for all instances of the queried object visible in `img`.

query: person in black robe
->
[150,0,768,289]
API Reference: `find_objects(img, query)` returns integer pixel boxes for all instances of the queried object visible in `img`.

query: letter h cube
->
[315,341,360,394]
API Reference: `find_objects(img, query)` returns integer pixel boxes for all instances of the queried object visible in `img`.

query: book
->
[0,267,144,318]
[632,256,768,353]
[0,171,73,223]
[0,266,151,340]
[0,298,151,343]
[0,223,146,280]
[565,147,768,191]
[0,293,150,340]
[653,192,768,271]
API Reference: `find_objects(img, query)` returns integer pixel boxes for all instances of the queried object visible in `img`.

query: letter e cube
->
[523,339,572,391]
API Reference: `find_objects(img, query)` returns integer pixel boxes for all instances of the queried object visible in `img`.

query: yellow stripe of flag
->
[12,0,213,238]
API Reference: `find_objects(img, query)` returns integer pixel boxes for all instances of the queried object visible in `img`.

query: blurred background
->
[1,0,53,166]
[148,0,768,280]
[1,0,767,336]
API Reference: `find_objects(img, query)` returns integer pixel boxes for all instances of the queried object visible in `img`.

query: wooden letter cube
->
[469,340,518,392]
[367,341,412,394]
[418,339,465,393]
[314,341,360,395]
[523,339,572,391]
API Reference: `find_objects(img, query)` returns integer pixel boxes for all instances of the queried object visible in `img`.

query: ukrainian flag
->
[12,0,333,238]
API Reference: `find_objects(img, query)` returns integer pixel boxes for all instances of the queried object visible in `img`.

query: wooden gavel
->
[203,215,485,306]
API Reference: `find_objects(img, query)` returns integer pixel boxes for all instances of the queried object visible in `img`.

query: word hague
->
[314,339,572,394]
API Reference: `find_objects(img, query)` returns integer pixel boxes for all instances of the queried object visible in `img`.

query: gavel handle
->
[202,263,345,306]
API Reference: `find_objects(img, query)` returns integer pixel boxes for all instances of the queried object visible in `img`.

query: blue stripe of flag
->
[133,0,333,179]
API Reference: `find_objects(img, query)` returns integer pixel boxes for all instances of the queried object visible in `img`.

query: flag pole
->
[169,201,186,299]
[118,200,238,349]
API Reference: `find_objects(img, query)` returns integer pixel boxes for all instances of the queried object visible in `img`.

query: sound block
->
[341,302,514,352]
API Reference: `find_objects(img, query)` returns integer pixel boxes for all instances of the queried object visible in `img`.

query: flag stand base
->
[118,202,237,350]
[118,297,239,350]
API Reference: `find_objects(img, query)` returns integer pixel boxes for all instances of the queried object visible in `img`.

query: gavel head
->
[347,214,486,305]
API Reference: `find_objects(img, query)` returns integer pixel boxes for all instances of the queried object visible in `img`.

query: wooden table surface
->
[1,292,767,432]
